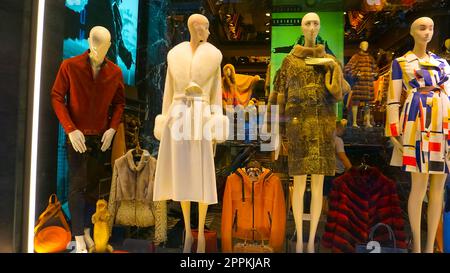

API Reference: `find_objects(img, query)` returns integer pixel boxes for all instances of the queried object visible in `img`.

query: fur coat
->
[322,167,407,253]
[153,41,228,204]
[269,44,347,176]
[108,149,167,243]
[344,51,377,102]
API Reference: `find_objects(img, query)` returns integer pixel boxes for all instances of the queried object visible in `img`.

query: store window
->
[22,0,450,255]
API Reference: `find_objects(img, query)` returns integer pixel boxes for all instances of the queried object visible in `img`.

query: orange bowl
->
[34,226,71,253]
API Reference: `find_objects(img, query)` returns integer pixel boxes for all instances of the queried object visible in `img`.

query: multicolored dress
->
[386,51,450,173]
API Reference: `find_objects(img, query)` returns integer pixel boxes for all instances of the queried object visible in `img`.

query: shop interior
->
[25,0,450,253]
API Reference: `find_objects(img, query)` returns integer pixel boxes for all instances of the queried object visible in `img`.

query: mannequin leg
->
[292,175,307,253]
[364,107,373,128]
[180,201,193,253]
[408,172,429,253]
[84,228,95,251]
[197,203,209,253]
[352,106,359,127]
[425,173,447,253]
[75,235,87,253]
[307,174,324,253]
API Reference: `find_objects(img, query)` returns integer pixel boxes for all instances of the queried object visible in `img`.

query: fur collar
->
[291,44,326,59]
[114,149,155,203]
[126,149,151,172]
[168,41,222,88]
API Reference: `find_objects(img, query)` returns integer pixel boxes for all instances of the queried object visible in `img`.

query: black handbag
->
[355,223,407,253]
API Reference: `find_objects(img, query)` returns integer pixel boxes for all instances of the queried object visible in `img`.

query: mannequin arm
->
[154,67,175,141]
[385,59,404,151]
[324,60,344,101]
[51,61,77,134]
[344,54,357,79]
[337,152,352,171]
[210,66,229,143]
[161,68,174,117]
[109,73,125,131]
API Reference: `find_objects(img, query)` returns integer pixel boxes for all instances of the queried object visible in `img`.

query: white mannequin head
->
[188,14,210,45]
[301,12,320,47]
[88,26,111,65]
[410,17,434,46]
[360,41,369,52]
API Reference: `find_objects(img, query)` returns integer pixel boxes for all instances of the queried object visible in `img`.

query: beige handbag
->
[233,229,274,253]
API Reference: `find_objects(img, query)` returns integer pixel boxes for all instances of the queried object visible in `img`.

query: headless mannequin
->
[70,26,117,253]
[351,41,374,128]
[388,17,447,253]
[181,14,211,254]
[291,12,337,253]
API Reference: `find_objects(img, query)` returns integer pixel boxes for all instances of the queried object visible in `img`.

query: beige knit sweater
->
[108,149,167,243]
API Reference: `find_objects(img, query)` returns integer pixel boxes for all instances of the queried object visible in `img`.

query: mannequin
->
[222,63,260,107]
[386,17,450,253]
[152,14,227,253]
[270,12,345,253]
[51,26,125,253]
[345,41,378,127]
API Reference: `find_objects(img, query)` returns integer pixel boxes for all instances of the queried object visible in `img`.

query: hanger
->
[245,160,262,180]
[359,154,370,171]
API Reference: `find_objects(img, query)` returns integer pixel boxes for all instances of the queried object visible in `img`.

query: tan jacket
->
[108,149,167,243]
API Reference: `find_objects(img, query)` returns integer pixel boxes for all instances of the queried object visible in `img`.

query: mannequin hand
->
[305,57,335,67]
[101,128,116,152]
[390,136,403,153]
[68,130,87,153]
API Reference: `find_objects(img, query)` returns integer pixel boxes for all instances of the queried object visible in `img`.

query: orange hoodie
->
[221,168,286,252]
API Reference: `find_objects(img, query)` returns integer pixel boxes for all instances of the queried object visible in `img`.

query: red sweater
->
[51,50,125,135]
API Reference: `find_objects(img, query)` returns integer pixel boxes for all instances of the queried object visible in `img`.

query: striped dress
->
[386,51,450,173]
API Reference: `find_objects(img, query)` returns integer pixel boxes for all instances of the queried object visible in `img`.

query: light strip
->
[28,0,46,253]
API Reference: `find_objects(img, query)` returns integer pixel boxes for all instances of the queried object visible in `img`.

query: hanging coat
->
[153,41,228,204]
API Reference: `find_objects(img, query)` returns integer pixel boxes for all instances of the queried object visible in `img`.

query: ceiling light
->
[265,30,270,33]
[265,37,270,40]
[344,12,347,15]
[265,13,271,17]
[265,22,270,26]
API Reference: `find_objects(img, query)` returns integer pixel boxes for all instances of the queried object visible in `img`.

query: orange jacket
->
[221,168,286,252]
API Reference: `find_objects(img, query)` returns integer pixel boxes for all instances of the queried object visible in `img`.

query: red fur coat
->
[322,167,407,252]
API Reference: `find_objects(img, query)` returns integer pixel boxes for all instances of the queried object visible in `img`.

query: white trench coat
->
[153,41,225,204]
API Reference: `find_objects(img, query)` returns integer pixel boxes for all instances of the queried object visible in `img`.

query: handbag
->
[355,223,407,253]
[233,229,274,253]
[190,229,218,253]
[34,194,72,253]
